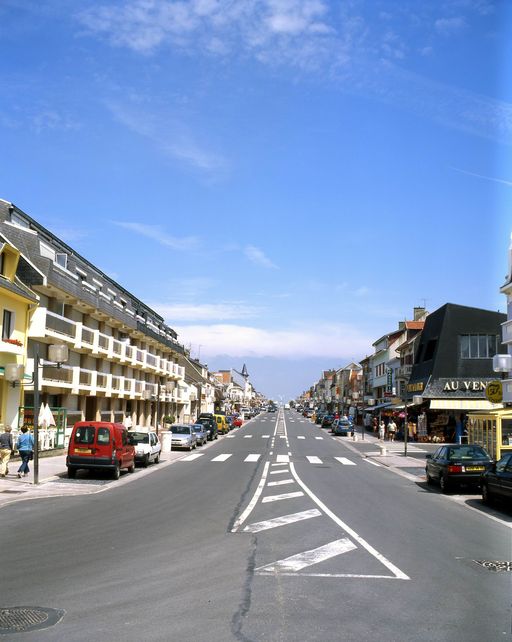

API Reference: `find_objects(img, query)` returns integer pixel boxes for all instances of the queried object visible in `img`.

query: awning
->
[429,399,504,411]
[364,402,393,411]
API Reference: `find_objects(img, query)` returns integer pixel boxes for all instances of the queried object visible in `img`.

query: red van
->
[67,421,135,479]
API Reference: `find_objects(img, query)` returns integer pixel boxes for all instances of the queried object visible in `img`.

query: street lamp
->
[493,354,512,379]
[5,344,68,485]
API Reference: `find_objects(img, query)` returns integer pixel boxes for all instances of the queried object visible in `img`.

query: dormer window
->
[55,253,68,269]
[11,211,29,229]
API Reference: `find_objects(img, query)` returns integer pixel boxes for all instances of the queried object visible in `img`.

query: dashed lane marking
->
[211,454,232,462]
[306,456,323,464]
[262,491,304,503]
[244,454,261,462]
[243,435,253,438]
[334,457,356,466]
[242,509,321,533]
[267,478,295,487]
[297,436,305,439]
[270,469,290,475]
[262,435,270,438]
[315,437,323,440]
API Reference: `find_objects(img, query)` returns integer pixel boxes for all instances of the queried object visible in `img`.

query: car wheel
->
[439,475,450,494]
[426,470,434,485]
[67,467,77,479]
[128,462,135,473]
[154,454,160,464]
[188,444,193,451]
[112,464,120,480]
[482,483,493,505]
[143,454,150,468]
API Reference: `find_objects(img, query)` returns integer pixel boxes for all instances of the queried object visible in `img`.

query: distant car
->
[128,430,161,467]
[481,453,512,505]
[191,423,207,446]
[304,409,314,418]
[425,444,493,493]
[195,417,218,440]
[332,419,354,436]
[232,417,243,428]
[169,424,197,451]
[315,413,325,425]
[268,406,277,413]
[321,414,335,428]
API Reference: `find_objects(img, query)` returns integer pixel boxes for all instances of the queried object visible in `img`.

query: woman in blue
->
[16,426,34,478]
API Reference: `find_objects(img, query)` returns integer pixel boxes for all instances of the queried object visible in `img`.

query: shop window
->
[501,419,512,447]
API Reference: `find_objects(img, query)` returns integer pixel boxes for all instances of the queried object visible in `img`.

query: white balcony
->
[502,319,512,345]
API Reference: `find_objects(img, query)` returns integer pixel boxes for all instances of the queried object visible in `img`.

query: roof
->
[405,321,424,330]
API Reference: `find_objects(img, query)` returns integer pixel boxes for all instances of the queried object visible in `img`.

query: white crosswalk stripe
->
[315,436,323,440]
[244,454,261,462]
[262,435,270,438]
[243,435,253,438]
[297,436,305,439]
[211,454,232,462]
[276,455,290,463]
[270,469,290,475]
[181,453,204,461]
[226,435,235,439]
[267,478,294,487]
[242,509,321,533]
[306,456,322,464]
[262,491,304,503]
[334,457,356,466]
[256,538,357,573]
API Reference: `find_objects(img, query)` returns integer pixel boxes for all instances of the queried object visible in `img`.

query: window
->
[55,253,68,269]
[0,252,5,276]
[460,334,498,359]
[423,339,437,361]
[11,211,29,229]
[97,428,110,444]
[74,426,96,444]
[2,309,13,340]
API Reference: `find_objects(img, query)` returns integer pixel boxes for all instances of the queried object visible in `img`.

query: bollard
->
[352,432,357,442]
[379,444,388,456]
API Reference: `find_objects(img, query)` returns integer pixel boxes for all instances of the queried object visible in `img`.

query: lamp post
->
[493,354,512,381]
[5,344,68,485]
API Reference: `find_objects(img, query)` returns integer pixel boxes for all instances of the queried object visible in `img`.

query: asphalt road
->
[1,410,510,642]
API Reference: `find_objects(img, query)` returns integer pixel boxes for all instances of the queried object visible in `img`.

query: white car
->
[128,430,162,467]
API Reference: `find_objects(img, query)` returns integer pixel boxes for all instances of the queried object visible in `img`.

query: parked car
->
[196,416,218,440]
[214,414,229,434]
[128,430,161,467]
[321,414,335,428]
[332,419,354,436]
[169,424,197,451]
[425,444,493,493]
[315,413,325,425]
[67,421,135,479]
[191,423,207,446]
[232,416,243,428]
[481,452,512,505]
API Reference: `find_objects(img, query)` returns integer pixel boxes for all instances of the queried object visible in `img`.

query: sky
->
[1,0,511,401]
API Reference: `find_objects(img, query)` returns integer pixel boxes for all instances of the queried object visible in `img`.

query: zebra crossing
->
[180,452,357,465]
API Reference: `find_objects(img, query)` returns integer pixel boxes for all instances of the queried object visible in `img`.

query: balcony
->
[45,310,77,341]
[502,319,512,345]
[396,365,412,379]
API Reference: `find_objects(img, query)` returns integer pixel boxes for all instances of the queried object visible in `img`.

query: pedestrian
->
[372,417,378,433]
[378,420,385,441]
[16,426,34,478]
[387,418,397,442]
[0,425,14,477]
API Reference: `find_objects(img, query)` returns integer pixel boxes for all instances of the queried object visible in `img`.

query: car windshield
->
[447,446,488,460]
[129,432,149,444]
[192,425,203,432]
[171,425,190,435]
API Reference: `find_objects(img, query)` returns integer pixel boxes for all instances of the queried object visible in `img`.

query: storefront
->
[468,409,512,461]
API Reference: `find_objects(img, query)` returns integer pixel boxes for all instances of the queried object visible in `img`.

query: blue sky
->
[1,0,511,400]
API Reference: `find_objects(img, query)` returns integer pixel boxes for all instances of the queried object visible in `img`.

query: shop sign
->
[485,380,503,404]
[407,382,424,393]
[386,368,393,393]
[443,380,487,392]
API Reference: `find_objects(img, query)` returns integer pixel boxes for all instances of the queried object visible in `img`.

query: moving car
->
[128,430,161,467]
[67,421,135,479]
[169,424,197,451]
[425,444,493,493]
[481,452,512,505]
[191,423,207,446]
[332,418,354,436]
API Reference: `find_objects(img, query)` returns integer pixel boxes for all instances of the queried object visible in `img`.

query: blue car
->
[332,419,354,436]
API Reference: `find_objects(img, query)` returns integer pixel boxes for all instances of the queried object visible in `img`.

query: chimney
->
[414,307,426,320]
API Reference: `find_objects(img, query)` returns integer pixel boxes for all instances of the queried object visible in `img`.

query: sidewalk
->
[0,448,188,508]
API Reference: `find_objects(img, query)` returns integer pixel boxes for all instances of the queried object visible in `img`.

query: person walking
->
[387,418,397,442]
[0,425,14,477]
[378,420,385,441]
[16,426,34,478]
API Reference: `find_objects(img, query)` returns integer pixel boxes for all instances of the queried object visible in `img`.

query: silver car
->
[191,423,207,446]
[169,424,197,451]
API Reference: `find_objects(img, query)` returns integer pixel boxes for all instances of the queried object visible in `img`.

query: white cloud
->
[175,322,373,359]
[434,16,466,35]
[245,245,278,269]
[154,302,260,321]
[113,221,200,250]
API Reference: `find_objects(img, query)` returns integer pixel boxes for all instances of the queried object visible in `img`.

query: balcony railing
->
[41,364,73,384]
[96,373,107,388]
[79,369,92,386]
[98,333,110,351]
[45,311,77,338]
[81,327,94,345]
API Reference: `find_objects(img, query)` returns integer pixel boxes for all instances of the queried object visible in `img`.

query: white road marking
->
[211,454,232,462]
[262,491,304,503]
[271,462,288,467]
[289,462,410,580]
[226,435,235,439]
[315,436,323,440]
[297,436,305,440]
[335,457,356,466]
[267,478,294,487]
[279,435,287,439]
[306,456,323,464]
[242,509,321,533]
[244,454,261,462]
[256,538,357,573]
[231,461,270,532]
[181,453,204,461]
[243,435,253,439]
[262,435,270,438]
[276,455,290,463]
[270,469,289,475]
[364,459,382,467]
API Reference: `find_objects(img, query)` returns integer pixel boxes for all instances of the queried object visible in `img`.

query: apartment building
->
[0,199,186,432]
